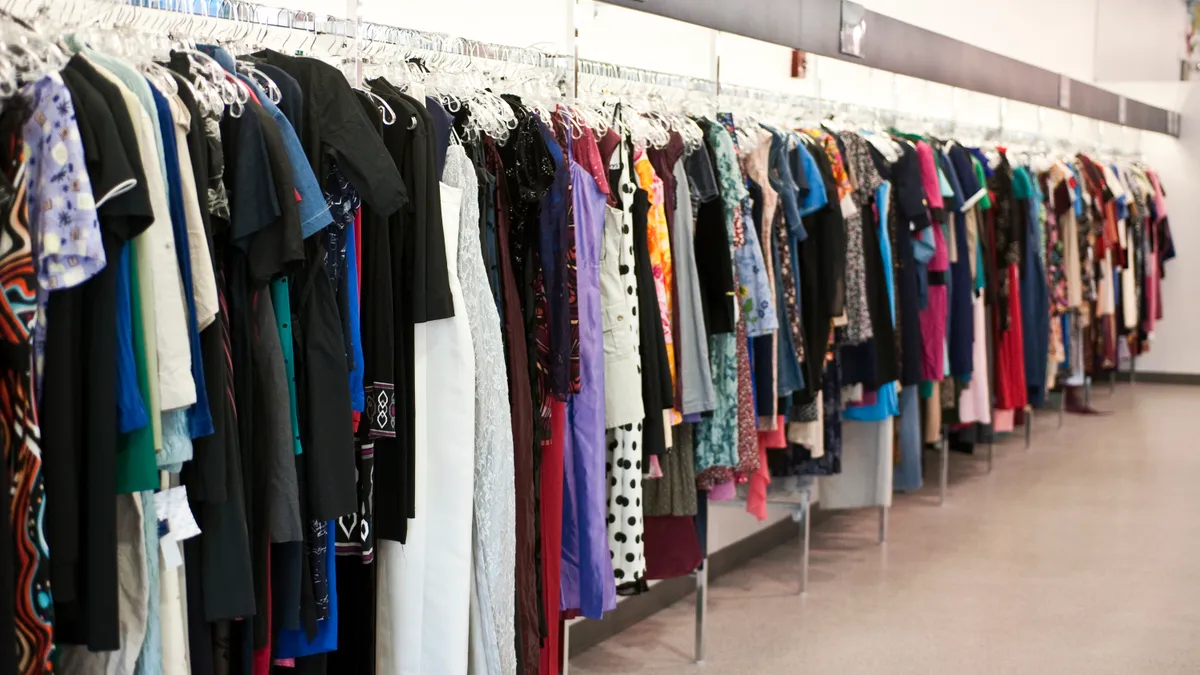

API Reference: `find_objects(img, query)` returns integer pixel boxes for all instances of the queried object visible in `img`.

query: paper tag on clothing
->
[153,486,202,542]
[839,194,859,219]
[161,535,184,570]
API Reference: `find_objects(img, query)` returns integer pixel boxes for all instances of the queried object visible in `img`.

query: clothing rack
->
[42,0,1146,160]
[22,0,576,85]
[20,5,1147,673]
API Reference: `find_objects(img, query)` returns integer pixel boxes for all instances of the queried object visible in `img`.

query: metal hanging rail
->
[575,57,719,95]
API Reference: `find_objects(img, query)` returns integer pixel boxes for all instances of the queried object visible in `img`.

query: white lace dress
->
[443,146,517,675]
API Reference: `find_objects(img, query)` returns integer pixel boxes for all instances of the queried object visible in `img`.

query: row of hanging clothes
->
[937,134,1175,455]
[0,3,1178,675]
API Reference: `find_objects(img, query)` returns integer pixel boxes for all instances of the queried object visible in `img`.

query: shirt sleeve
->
[318,67,407,217]
[684,145,720,203]
[60,70,138,212]
[61,65,155,245]
[23,75,108,291]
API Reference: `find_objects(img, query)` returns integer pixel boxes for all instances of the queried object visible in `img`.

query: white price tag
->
[154,486,202,542]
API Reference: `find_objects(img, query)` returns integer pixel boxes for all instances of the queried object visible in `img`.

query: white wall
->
[265,0,572,52]
[577,3,715,77]
[359,0,572,53]
[862,0,1184,85]
[1094,0,1185,82]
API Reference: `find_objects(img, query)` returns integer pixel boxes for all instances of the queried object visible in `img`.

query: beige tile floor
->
[569,384,1200,674]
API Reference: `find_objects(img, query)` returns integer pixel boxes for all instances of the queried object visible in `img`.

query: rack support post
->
[939,429,949,506]
[799,499,811,595]
[561,622,571,675]
[694,560,707,664]
[1025,405,1032,449]
[987,431,994,473]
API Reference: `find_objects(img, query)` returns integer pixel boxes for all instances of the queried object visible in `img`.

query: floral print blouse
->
[716,114,777,339]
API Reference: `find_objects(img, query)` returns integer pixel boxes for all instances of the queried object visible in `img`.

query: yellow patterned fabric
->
[634,151,680,423]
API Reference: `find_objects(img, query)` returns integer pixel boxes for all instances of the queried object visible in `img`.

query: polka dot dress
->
[606,421,645,589]
[601,130,647,592]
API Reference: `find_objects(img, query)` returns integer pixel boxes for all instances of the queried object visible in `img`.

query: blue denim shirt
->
[768,127,816,242]
[766,127,806,240]
[795,138,828,219]
[201,45,333,237]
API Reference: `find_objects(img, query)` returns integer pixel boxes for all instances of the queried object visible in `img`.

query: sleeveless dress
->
[442,145,517,675]
[377,178,476,675]
[560,159,617,618]
[601,137,647,591]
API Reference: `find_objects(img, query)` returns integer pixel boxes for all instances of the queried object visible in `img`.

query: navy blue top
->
[149,82,214,439]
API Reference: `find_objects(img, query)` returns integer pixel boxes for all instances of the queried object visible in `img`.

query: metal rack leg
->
[939,430,949,506]
[1058,385,1066,428]
[1024,405,1032,449]
[694,560,707,664]
[987,431,994,473]
[1131,354,1137,385]
[1109,369,1116,395]
[878,505,888,544]
[562,622,571,675]
[799,500,811,595]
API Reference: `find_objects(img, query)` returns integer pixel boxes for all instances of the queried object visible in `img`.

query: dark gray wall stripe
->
[596,0,1177,136]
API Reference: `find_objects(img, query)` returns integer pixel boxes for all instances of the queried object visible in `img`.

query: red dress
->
[539,402,566,674]
[991,226,1028,416]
